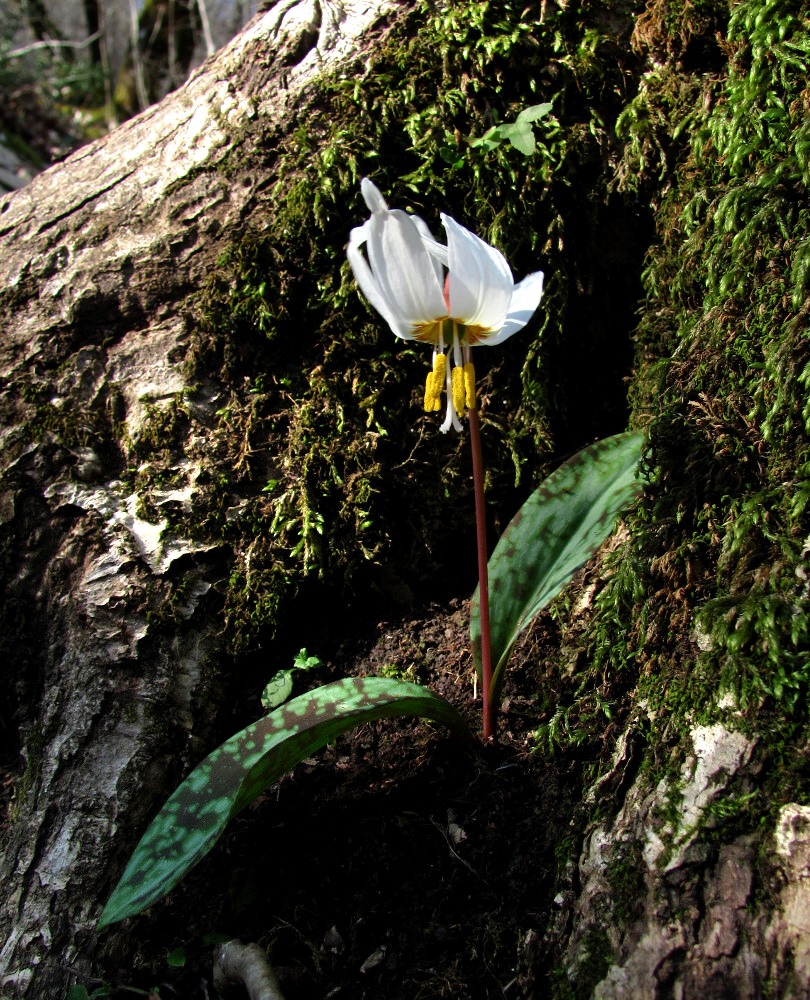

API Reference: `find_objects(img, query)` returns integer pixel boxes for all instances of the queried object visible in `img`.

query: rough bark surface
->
[0,2,402,995]
[2,1,808,997]
[551,722,810,998]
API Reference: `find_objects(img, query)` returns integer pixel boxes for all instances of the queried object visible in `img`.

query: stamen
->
[452,365,466,417]
[423,352,446,412]
[452,325,463,368]
[464,362,476,409]
[440,350,462,432]
[424,374,439,411]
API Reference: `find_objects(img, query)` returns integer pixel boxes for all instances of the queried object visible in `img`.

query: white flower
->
[348,179,544,432]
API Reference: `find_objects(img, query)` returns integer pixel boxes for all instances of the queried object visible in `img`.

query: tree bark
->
[0,2,403,995]
[2,1,808,997]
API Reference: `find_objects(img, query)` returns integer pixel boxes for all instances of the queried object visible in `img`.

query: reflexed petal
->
[442,215,513,331]
[347,221,416,339]
[411,215,445,286]
[482,271,545,346]
[348,178,547,417]
[366,208,447,328]
[420,232,449,268]
[361,177,389,214]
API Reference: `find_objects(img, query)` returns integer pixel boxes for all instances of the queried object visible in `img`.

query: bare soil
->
[99,598,587,999]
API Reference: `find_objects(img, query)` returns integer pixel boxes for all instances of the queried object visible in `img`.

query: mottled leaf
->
[471,431,644,705]
[260,669,294,710]
[98,677,473,928]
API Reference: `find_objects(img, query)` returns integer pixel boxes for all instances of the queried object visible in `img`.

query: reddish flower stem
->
[468,405,494,740]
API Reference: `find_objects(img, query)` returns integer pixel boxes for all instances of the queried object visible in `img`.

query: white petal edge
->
[479,271,545,346]
[420,232,449,268]
[411,215,445,288]
[366,208,447,327]
[347,221,417,339]
[442,215,513,331]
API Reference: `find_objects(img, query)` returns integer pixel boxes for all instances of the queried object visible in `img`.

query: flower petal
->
[419,232,449,268]
[481,271,545,346]
[366,208,447,329]
[410,215,445,287]
[347,221,416,339]
[442,214,513,332]
[361,177,389,214]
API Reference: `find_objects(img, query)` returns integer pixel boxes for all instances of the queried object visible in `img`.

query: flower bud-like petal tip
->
[360,178,388,215]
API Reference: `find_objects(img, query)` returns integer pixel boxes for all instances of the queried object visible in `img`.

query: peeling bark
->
[0,2,403,995]
[552,722,810,997]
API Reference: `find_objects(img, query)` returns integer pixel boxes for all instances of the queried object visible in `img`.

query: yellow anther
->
[452,365,466,417]
[433,351,447,383]
[423,353,446,412]
[464,362,476,409]
[424,371,441,411]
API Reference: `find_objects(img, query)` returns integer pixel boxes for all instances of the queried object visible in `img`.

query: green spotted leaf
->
[260,669,294,710]
[471,431,644,706]
[98,677,473,928]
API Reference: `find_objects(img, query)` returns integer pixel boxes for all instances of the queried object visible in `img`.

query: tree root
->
[213,940,287,1000]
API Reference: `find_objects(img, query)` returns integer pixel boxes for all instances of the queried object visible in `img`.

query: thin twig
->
[196,0,216,58]
[430,817,479,875]
[4,32,101,59]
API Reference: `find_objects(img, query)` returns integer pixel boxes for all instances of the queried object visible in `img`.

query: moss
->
[4,0,807,986]
[59,0,801,842]
[606,839,647,925]
[377,662,419,683]
[129,397,191,464]
[181,0,652,655]
[630,0,729,64]
[580,0,810,810]
[17,383,122,479]
[8,724,44,826]
[509,0,810,893]
[551,928,615,999]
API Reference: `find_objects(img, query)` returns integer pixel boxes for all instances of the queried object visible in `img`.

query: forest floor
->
[97,596,591,1000]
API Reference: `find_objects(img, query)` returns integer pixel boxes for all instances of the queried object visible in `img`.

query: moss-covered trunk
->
[1,0,808,995]
[0,3,407,994]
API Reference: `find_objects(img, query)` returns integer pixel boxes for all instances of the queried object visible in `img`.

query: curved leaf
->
[471,431,644,705]
[98,677,473,928]
[260,669,294,710]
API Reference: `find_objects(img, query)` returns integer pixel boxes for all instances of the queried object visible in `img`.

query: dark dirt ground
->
[94,595,594,1000]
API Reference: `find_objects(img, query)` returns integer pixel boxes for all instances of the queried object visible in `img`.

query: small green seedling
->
[468,103,554,156]
[261,647,324,711]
